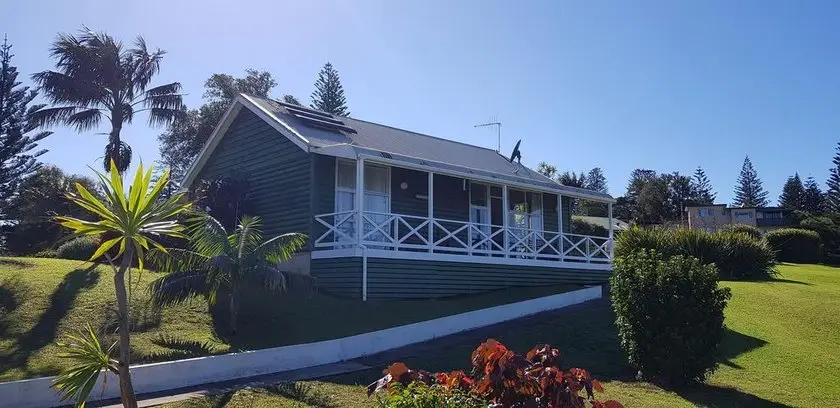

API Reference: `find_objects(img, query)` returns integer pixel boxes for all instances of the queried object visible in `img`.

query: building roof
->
[184,94,614,203]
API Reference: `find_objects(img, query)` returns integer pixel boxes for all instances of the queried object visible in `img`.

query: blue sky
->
[6,0,840,203]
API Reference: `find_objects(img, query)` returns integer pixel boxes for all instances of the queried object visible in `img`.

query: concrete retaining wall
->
[0,286,602,408]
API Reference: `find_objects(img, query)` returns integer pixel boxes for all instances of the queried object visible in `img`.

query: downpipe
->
[360,244,368,302]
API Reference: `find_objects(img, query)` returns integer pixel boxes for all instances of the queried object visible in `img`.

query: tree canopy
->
[779,173,805,210]
[733,156,768,207]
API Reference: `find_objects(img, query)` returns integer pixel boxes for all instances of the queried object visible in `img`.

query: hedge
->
[764,228,822,263]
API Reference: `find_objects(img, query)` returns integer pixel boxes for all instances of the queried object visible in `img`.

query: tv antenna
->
[474,119,501,152]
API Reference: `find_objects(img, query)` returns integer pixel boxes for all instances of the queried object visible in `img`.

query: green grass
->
[0,257,579,382]
[162,263,840,408]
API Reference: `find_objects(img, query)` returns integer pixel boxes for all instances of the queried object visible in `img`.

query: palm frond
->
[144,82,182,97]
[188,213,232,257]
[250,265,315,294]
[148,270,209,306]
[248,232,308,265]
[234,216,264,258]
[146,248,210,273]
[52,324,117,406]
[65,108,104,132]
[146,107,183,127]
[30,70,107,106]
[27,106,79,128]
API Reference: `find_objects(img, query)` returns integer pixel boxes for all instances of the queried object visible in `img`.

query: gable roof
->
[183,94,614,203]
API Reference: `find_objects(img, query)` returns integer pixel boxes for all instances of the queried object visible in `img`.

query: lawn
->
[0,257,579,382]
[162,263,840,408]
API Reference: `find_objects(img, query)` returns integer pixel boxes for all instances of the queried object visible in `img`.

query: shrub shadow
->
[0,266,99,373]
[718,329,767,369]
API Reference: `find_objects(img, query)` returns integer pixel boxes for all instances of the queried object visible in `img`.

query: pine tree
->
[691,167,716,204]
[0,37,50,220]
[826,142,840,212]
[310,62,349,116]
[584,167,608,193]
[779,173,805,210]
[733,156,768,207]
[803,176,825,213]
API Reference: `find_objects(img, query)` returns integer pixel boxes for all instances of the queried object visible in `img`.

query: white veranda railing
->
[314,211,612,264]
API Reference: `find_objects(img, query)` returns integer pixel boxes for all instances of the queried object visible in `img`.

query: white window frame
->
[335,159,392,245]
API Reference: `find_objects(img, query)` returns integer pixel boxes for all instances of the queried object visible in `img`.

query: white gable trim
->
[180,94,311,190]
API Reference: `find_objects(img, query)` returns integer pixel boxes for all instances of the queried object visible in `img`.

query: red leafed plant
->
[368,339,623,408]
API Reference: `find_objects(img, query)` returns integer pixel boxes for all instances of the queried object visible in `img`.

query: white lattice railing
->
[314,211,612,264]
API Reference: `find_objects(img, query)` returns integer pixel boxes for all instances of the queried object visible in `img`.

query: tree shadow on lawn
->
[718,329,768,369]
[0,277,30,337]
[0,258,34,269]
[677,383,794,408]
[0,266,99,375]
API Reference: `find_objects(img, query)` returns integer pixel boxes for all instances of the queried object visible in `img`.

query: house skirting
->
[310,255,611,299]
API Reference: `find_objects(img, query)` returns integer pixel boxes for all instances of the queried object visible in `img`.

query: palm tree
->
[31,27,184,173]
[148,215,308,333]
[55,161,191,407]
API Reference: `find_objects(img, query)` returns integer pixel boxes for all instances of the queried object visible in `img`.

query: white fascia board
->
[239,94,311,151]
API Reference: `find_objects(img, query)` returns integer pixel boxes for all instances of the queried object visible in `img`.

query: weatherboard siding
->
[311,256,610,299]
[197,109,311,238]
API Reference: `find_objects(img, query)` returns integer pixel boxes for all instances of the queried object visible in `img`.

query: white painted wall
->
[0,286,602,408]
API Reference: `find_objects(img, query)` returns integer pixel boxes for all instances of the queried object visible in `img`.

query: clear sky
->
[6,0,840,204]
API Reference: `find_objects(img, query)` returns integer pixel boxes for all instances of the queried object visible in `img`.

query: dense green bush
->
[720,224,762,240]
[610,250,731,386]
[376,382,485,408]
[615,227,776,280]
[55,236,99,261]
[764,228,822,263]
[571,217,609,237]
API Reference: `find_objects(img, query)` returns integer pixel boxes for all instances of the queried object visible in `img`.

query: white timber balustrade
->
[314,210,613,264]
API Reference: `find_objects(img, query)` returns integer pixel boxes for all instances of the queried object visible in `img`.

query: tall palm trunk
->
[114,244,138,408]
[108,112,126,173]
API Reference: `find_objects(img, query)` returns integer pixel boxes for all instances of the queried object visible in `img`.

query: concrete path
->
[90,361,371,408]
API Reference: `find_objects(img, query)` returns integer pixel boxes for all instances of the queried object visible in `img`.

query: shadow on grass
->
[0,277,29,337]
[769,277,810,286]
[135,335,218,362]
[0,266,99,375]
[0,259,34,269]
[677,383,794,408]
[268,382,339,408]
[719,329,768,369]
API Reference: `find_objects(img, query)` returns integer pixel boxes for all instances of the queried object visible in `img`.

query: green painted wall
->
[197,108,311,238]
[311,257,362,298]
[311,256,610,299]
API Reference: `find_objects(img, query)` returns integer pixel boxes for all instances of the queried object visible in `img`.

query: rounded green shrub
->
[610,250,731,386]
[55,236,99,261]
[615,227,776,280]
[764,228,822,263]
[571,217,609,237]
[720,224,762,240]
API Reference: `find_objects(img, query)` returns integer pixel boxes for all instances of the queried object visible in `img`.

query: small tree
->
[827,142,840,212]
[310,62,349,116]
[733,156,768,207]
[53,162,191,407]
[149,214,307,333]
[282,94,301,105]
[536,161,557,180]
[779,173,805,210]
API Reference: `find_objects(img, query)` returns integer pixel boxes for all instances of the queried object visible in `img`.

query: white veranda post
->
[428,171,434,252]
[608,203,614,259]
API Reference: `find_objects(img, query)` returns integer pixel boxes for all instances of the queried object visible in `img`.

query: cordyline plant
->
[52,161,191,408]
[369,339,623,408]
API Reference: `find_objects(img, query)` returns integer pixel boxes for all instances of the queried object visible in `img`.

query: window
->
[761,211,783,219]
[697,208,715,217]
[733,211,753,220]
[334,160,391,245]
